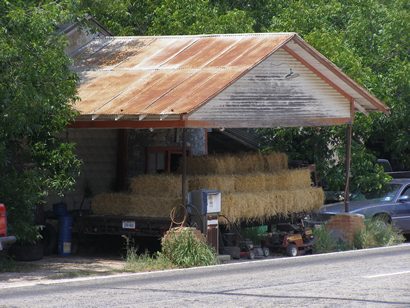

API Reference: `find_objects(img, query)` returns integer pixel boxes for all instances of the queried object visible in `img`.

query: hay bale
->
[233,173,268,193]
[130,174,181,197]
[232,169,312,193]
[188,176,235,192]
[92,193,181,218]
[220,188,324,224]
[264,169,312,190]
[263,153,288,172]
[92,193,132,216]
[186,152,288,175]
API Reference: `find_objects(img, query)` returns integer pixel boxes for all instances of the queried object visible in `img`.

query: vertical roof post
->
[181,128,188,225]
[344,123,353,213]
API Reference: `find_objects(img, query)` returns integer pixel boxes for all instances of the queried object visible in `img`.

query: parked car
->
[0,203,16,251]
[310,179,410,234]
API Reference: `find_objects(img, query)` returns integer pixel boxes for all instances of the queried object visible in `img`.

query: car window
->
[352,183,402,202]
[401,186,410,199]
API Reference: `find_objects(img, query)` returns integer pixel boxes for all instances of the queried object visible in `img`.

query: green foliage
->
[258,0,409,191]
[313,218,405,254]
[148,0,254,35]
[160,228,217,268]
[312,225,349,254]
[0,1,81,243]
[124,249,175,272]
[0,255,38,273]
[353,219,405,249]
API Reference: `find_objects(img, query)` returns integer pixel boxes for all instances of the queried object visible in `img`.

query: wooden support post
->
[182,128,187,210]
[344,124,353,212]
[115,129,128,191]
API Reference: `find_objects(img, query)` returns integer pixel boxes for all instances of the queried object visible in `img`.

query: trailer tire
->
[41,223,57,256]
[286,244,298,257]
[248,250,255,260]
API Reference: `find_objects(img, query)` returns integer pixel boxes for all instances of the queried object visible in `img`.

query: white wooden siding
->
[189,48,351,127]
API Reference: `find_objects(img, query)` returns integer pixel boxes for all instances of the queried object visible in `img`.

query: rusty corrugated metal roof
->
[71,33,388,128]
[73,33,295,119]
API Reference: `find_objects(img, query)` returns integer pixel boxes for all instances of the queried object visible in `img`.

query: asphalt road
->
[1,245,410,308]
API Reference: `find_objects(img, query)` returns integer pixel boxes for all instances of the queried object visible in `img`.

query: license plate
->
[122,220,136,229]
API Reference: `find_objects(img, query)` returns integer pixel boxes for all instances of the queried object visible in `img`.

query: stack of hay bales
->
[91,175,182,218]
[91,152,324,223]
[186,153,324,224]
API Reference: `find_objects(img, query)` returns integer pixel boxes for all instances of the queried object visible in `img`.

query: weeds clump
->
[354,219,405,249]
[313,218,405,254]
[312,225,349,253]
[124,228,217,272]
[160,227,217,268]
[124,250,175,272]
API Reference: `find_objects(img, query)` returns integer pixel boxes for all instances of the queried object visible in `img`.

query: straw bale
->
[130,174,181,197]
[188,176,235,192]
[264,169,312,190]
[92,193,181,218]
[263,153,288,172]
[220,187,324,224]
[233,169,312,193]
[233,173,267,193]
[186,152,288,175]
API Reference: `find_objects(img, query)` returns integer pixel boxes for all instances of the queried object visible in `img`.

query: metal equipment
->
[261,223,314,257]
[188,190,221,252]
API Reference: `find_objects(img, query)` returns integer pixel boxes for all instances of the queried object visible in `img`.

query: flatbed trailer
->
[75,215,171,239]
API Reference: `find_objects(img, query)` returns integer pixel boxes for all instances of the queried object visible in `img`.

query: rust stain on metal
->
[73,34,293,118]
[72,33,387,126]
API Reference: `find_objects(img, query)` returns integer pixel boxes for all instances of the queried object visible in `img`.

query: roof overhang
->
[69,33,388,129]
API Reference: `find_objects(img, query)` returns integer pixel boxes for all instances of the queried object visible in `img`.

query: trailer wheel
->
[248,250,255,260]
[41,223,57,256]
[286,244,298,257]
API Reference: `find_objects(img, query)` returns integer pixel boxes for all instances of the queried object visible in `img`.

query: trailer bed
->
[76,215,171,238]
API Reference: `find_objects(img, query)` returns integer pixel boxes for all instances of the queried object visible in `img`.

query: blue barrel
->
[58,215,73,256]
[53,202,68,217]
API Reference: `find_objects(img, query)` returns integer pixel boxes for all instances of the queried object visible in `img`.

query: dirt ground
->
[0,255,126,288]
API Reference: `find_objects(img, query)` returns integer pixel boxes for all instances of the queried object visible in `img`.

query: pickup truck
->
[0,203,16,251]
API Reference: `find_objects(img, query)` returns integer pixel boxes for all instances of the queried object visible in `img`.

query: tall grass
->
[313,219,405,254]
[354,219,405,249]
[124,228,217,272]
[161,228,217,268]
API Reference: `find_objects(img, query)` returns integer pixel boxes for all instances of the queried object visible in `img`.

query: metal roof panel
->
[72,33,387,127]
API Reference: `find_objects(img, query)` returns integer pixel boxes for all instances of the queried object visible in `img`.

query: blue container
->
[53,202,68,217]
[58,215,73,256]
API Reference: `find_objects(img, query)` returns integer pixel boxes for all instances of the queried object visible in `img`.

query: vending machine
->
[188,190,221,252]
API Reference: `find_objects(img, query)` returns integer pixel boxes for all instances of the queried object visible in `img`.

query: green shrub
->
[160,227,217,268]
[313,225,338,253]
[354,219,405,249]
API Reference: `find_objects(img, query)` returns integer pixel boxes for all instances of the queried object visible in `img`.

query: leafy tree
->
[258,0,408,192]
[148,0,254,35]
[79,0,161,35]
[0,1,81,243]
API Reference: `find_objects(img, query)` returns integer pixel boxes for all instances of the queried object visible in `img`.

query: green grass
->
[0,255,39,273]
[124,228,218,272]
[123,250,175,272]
